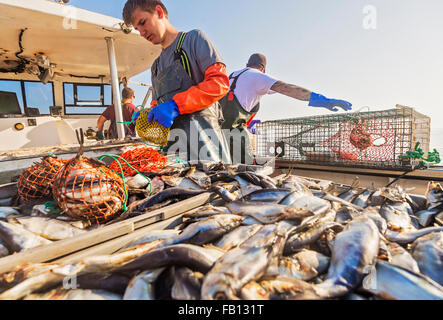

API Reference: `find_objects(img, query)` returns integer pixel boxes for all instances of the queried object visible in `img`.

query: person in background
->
[97,87,137,140]
[124,0,231,163]
[220,53,352,164]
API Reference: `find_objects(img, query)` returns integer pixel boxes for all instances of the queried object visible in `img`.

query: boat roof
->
[0,0,162,82]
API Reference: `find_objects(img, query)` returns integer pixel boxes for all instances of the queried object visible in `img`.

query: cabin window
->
[0,80,24,115]
[64,83,112,115]
[24,82,54,115]
[0,79,54,116]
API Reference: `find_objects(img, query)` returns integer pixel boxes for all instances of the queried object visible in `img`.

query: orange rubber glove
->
[172,62,229,114]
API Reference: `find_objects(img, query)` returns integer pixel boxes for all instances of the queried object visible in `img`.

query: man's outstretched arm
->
[270,81,312,101]
[270,80,352,112]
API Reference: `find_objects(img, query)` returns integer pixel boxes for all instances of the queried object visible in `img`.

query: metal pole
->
[142,87,153,108]
[105,37,125,140]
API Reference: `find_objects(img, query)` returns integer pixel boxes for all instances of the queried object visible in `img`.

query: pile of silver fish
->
[0,161,442,300]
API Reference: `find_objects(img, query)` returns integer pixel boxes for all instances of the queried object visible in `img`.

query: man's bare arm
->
[270,81,312,101]
[97,115,107,131]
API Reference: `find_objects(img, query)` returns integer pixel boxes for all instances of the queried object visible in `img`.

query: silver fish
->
[241,216,263,226]
[214,225,262,251]
[411,231,443,286]
[354,207,387,235]
[284,210,341,255]
[0,207,20,220]
[314,216,380,298]
[171,267,204,300]
[426,182,443,210]
[385,226,443,245]
[277,174,316,190]
[186,168,211,189]
[24,288,121,300]
[0,263,86,300]
[337,180,361,202]
[278,189,314,206]
[414,208,440,227]
[284,195,332,216]
[121,229,180,250]
[352,188,373,209]
[162,176,203,191]
[255,276,323,300]
[387,242,420,273]
[117,244,225,274]
[8,216,85,241]
[335,206,359,224]
[201,245,274,300]
[201,222,290,300]
[80,240,164,274]
[243,189,292,203]
[0,240,163,300]
[0,239,8,258]
[159,214,244,247]
[226,201,313,224]
[362,260,443,300]
[380,202,416,232]
[267,249,330,281]
[240,281,270,300]
[0,220,52,253]
[183,204,230,219]
[123,268,165,300]
[125,174,151,189]
[234,175,263,197]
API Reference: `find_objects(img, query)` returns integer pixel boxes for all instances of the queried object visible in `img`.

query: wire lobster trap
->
[256,105,431,170]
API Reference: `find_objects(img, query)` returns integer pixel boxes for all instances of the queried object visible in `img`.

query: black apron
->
[151,32,231,163]
[220,69,260,164]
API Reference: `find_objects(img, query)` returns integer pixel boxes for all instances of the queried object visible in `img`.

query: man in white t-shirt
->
[220,53,352,164]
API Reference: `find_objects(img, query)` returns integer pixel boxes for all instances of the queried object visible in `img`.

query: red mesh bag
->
[52,155,126,224]
[320,119,395,162]
[109,146,167,177]
[17,156,66,202]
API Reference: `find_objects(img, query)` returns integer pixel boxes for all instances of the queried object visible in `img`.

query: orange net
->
[52,155,126,224]
[109,146,167,177]
[17,156,66,202]
[320,119,395,161]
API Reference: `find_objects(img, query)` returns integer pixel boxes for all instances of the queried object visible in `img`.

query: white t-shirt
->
[229,67,278,112]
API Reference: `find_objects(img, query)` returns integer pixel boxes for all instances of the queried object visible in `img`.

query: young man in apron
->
[123,0,231,163]
[220,53,353,164]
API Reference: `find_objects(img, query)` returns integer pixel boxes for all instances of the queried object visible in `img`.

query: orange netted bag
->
[109,146,167,177]
[52,155,126,224]
[17,156,66,202]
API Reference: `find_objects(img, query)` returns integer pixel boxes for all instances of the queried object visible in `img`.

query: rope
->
[385,142,441,188]
[166,155,187,168]
[98,154,154,212]
[44,201,61,215]
[116,105,145,125]
[399,142,441,166]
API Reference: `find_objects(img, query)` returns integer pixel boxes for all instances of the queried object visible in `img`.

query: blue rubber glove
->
[248,120,261,135]
[97,131,105,140]
[147,100,180,129]
[132,110,141,125]
[308,92,352,112]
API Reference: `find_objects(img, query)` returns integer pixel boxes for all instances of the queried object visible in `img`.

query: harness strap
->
[174,32,192,79]
[228,69,249,101]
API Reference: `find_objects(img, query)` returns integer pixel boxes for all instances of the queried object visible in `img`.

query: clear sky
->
[66,0,443,148]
